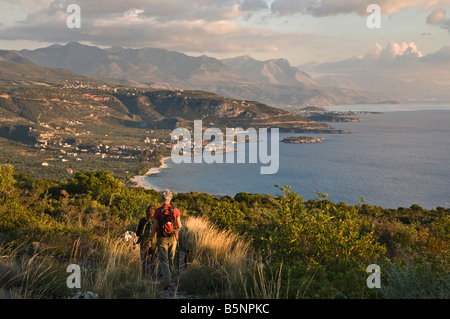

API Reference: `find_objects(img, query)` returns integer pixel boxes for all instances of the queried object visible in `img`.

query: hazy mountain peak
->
[272,57,290,64]
[66,41,86,47]
[48,43,63,49]
[107,45,125,52]
[222,55,317,87]
[232,55,256,61]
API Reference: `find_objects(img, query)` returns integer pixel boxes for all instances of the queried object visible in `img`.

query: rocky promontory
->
[282,136,324,144]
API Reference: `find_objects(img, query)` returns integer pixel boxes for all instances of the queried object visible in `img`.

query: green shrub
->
[64,171,123,205]
[208,200,245,231]
[261,186,386,266]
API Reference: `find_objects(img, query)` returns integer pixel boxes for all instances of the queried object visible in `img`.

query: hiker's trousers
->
[157,236,177,282]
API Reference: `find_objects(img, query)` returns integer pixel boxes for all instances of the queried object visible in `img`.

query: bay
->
[143,103,450,209]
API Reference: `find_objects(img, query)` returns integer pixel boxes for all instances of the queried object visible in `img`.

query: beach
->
[130,144,243,191]
[130,156,170,191]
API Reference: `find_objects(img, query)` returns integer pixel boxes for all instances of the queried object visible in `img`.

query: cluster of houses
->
[56,81,153,96]
[57,81,116,92]
[39,136,173,170]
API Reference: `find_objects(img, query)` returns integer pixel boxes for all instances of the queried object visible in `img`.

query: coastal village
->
[29,123,242,172]
[27,124,173,172]
[14,82,171,172]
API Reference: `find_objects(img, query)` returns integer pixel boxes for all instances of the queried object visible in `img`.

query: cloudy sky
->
[0,0,450,66]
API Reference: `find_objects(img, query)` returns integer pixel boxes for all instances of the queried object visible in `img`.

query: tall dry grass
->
[1,216,286,299]
[241,262,285,299]
[178,216,286,298]
[75,237,158,299]
[0,236,158,299]
[178,216,251,297]
[0,241,68,299]
[179,216,251,268]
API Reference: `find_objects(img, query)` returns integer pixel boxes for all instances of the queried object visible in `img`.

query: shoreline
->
[130,156,171,191]
[130,145,244,191]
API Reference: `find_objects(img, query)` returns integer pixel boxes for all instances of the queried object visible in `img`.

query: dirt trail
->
[155,248,199,299]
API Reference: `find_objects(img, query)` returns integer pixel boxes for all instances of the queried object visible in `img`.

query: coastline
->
[130,156,171,191]
[130,143,246,191]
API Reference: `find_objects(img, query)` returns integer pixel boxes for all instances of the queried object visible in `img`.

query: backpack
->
[142,218,152,239]
[137,217,152,244]
[159,205,177,237]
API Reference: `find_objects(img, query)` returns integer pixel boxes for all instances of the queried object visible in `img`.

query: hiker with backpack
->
[148,189,182,290]
[136,205,158,278]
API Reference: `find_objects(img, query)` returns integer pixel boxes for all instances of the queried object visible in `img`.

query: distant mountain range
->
[0,50,334,136]
[221,55,318,87]
[16,42,393,106]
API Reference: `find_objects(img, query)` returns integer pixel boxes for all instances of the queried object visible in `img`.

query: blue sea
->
[143,102,450,209]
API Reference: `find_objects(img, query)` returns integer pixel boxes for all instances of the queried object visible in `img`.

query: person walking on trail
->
[149,189,182,290]
[136,205,157,278]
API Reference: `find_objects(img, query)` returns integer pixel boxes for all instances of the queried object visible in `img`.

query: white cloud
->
[0,0,302,53]
[86,17,303,52]
[0,0,267,21]
[2,0,450,59]
[303,42,450,97]
[307,42,450,88]
[307,41,429,75]
[377,42,424,63]
[359,41,424,66]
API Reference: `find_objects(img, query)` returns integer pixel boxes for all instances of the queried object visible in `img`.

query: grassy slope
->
[0,166,448,299]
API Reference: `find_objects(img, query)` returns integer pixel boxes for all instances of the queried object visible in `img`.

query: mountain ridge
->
[0,57,332,137]
[221,55,319,87]
[17,42,394,106]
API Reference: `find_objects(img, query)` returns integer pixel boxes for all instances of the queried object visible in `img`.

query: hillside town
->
[28,125,173,170]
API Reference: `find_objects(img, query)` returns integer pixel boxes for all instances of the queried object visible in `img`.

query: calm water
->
[144,103,450,209]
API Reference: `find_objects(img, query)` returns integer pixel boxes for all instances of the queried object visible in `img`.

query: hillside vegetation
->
[0,83,324,131]
[0,165,448,299]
